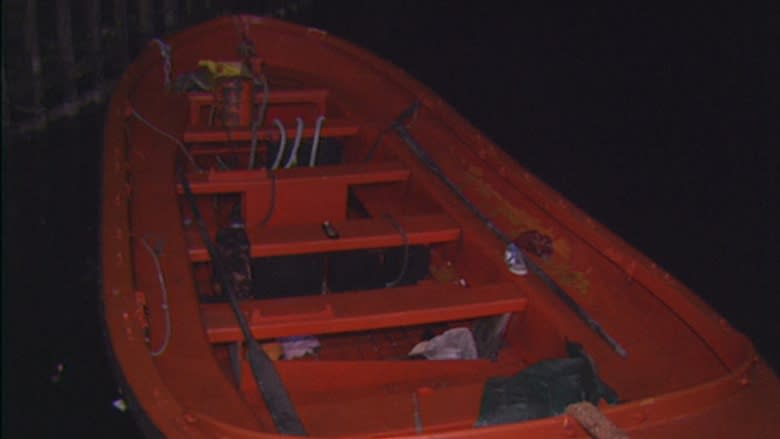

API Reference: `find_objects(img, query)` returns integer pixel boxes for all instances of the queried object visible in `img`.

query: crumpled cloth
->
[279,335,320,359]
[409,327,477,360]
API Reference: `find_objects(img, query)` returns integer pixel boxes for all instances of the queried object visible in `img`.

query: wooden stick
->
[163,0,178,31]
[113,0,129,69]
[24,0,44,123]
[2,62,9,139]
[137,0,153,39]
[179,170,308,435]
[566,402,630,439]
[395,117,628,357]
[87,0,103,91]
[12,86,111,137]
[55,0,78,115]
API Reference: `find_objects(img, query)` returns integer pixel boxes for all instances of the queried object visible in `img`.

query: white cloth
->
[409,327,477,360]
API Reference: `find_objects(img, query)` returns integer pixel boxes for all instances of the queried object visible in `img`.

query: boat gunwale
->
[100,14,767,438]
[101,42,203,438]
[187,355,764,437]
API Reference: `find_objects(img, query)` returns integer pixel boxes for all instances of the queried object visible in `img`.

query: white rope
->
[308,115,326,167]
[284,117,304,168]
[129,107,201,171]
[140,236,172,357]
[271,118,287,170]
[151,38,172,89]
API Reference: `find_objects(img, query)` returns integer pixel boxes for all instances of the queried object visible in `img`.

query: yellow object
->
[261,342,283,361]
[197,60,247,78]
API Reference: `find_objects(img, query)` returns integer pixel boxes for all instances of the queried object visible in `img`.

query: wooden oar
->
[394,104,627,358]
[179,167,307,435]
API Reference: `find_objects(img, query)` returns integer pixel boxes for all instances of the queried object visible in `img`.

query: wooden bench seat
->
[181,162,410,195]
[200,281,527,343]
[188,213,460,261]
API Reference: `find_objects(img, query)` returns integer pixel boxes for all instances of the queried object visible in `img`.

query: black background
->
[3,2,775,437]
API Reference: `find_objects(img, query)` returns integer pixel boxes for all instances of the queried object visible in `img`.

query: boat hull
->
[101,15,780,438]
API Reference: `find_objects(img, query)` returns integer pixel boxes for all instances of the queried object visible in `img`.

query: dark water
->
[4,4,775,437]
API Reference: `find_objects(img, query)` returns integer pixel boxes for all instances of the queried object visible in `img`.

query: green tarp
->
[476,342,619,427]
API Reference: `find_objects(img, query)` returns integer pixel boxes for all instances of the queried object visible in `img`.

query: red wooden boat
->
[101,16,780,438]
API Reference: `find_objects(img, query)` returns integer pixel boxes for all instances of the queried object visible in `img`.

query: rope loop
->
[151,38,173,89]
